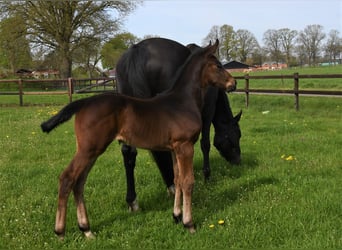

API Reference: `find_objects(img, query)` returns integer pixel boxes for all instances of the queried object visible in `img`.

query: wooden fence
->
[0,74,341,109]
[0,77,116,106]
[234,73,342,110]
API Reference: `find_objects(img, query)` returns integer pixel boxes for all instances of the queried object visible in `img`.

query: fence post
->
[18,79,23,106]
[67,77,74,103]
[294,73,299,111]
[244,74,250,108]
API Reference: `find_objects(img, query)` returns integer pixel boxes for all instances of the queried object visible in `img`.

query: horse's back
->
[116,38,191,98]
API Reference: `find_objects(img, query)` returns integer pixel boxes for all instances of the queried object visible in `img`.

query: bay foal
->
[41,40,236,238]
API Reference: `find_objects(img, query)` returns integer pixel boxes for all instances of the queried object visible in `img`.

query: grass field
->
[0,93,341,249]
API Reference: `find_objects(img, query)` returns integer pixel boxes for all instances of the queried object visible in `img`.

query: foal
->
[41,40,236,238]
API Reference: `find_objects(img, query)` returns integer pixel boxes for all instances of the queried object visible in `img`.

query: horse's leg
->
[173,142,195,233]
[171,152,182,223]
[121,144,139,211]
[151,151,175,195]
[55,152,97,239]
[73,158,97,239]
[200,118,212,181]
[200,87,218,180]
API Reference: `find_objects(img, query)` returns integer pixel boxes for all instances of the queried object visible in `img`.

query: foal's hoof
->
[184,222,196,234]
[54,230,65,241]
[84,230,96,239]
[172,213,182,224]
[128,199,140,212]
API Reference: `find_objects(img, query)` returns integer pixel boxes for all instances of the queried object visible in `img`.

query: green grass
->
[0,94,341,249]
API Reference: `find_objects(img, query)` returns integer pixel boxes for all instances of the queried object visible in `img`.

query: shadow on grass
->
[92,150,266,233]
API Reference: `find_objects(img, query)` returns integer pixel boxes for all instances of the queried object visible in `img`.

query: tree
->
[219,25,236,62]
[0,1,140,78]
[0,15,32,73]
[297,24,326,66]
[263,29,283,65]
[278,28,297,66]
[324,29,341,65]
[101,32,139,69]
[235,29,259,63]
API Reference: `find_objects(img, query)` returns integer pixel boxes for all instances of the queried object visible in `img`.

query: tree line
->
[203,24,341,67]
[0,1,340,79]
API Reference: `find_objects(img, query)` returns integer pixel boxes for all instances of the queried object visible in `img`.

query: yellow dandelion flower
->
[218,220,225,225]
[209,224,215,229]
[281,154,286,159]
[285,155,294,161]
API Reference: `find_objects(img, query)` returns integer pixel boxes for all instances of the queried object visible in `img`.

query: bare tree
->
[0,1,140,78]
[263,29,283,65]
[297,24,326,66]
[203,25,221,58]
[278,28,297,66]
[324,29,341,65]
[235,29,259,63]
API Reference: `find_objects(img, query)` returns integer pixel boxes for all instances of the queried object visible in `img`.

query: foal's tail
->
[41,99,87,133]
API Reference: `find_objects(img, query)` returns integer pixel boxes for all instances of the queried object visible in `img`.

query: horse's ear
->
[206,39,219,55]
[234,109,242,122]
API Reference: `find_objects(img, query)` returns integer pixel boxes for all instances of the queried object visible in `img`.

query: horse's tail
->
[40,98,86,133]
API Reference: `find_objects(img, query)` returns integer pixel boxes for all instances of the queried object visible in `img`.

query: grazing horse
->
[41,40,236,238]
[116,37,241,211]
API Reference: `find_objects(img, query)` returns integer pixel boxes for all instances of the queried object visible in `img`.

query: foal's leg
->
[173,143,195,233]
[55,152,97,239]
[121,144,139,211]
[73,158,97,239]
[171,152,182,223]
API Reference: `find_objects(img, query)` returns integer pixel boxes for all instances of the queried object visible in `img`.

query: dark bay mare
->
[41,40,236,238]
[116,37,242,211]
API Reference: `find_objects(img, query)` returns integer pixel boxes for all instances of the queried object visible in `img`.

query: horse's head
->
[201,40,236,92]
[213,110,242,165]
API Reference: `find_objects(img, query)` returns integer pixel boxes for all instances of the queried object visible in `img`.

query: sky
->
[121,0,341,46]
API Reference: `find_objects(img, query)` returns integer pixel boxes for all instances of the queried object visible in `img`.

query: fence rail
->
[0,77,116,106]
[0,74,341,109]
[233,73,342,110]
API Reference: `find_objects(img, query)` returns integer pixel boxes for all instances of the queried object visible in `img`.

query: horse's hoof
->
[173,213,182,224]
[167,185,175,196]
[184,222,196,234]
[54,229,65,241]
[84,230,96,239]
[128,199,140,212]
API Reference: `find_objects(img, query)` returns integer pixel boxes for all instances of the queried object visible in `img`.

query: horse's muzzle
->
[226,80,237,93]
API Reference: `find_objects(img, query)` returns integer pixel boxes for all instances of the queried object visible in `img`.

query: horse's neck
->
[169,61,204,107]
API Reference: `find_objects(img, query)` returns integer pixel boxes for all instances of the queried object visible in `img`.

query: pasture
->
[0,93,341,249]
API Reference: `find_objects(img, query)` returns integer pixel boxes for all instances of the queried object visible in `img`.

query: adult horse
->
[116,38,242,211]
[41,40,236,238]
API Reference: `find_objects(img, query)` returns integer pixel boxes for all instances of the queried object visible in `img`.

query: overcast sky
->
[122,0,341,46]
